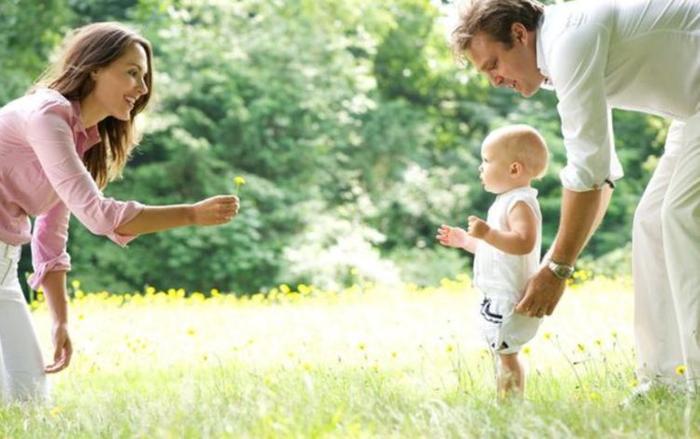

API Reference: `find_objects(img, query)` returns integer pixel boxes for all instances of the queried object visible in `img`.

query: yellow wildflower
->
[676,365,687,376]
[233,176,246,196]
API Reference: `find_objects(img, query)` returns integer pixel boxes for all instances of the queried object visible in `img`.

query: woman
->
[0,22,239,402]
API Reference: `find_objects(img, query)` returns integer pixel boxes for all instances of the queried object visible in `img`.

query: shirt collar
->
[69,99,102,154]
[497,185,538,200]
[536,11,555,91]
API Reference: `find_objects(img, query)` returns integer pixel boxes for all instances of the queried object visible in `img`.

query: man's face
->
[466,24,544,98]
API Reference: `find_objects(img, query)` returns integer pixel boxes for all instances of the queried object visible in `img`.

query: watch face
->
[549,262,574,279]
[556,266,571,278]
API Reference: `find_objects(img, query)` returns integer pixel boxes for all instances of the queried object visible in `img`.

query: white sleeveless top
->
[473,186,542,298]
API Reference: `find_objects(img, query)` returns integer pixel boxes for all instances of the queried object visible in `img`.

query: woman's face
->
[90,42,149,121]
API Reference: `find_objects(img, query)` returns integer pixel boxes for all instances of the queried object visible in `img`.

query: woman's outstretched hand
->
[191,195,240,226]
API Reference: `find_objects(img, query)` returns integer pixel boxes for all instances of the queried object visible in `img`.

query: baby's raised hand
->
[436,225,469,248]
[467,215,490,239]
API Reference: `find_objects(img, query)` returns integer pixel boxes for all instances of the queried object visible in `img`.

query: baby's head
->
[479,124,549,193]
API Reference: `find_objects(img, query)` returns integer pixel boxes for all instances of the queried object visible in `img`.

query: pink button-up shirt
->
[0,88,144,289]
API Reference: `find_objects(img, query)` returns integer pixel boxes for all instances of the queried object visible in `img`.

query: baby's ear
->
[510,161,524,176]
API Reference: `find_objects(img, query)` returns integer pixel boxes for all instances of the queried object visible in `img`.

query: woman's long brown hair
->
[34,22,153,188]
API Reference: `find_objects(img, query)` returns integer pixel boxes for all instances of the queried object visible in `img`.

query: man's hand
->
[515,266,566,317]
[45,322,72,373]
[467,215,490,239]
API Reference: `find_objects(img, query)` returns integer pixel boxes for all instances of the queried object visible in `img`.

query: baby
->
[437,124,549,398]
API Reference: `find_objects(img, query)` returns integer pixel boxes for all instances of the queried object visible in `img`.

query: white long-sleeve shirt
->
[537,0,700,191]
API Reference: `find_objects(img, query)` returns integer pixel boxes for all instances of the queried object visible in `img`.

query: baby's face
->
[478,141,515,194]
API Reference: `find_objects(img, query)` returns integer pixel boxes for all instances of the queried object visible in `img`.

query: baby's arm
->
[467,201,537,255]
[436,225,478,254]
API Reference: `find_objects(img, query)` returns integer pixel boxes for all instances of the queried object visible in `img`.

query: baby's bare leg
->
[497,352,524,398]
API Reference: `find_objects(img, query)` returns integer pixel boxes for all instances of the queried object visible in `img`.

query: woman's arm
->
[27,106,239,240]
[41,270,73,374]
[114,195,239,236]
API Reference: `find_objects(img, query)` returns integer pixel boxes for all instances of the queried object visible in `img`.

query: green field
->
[1,277,697,438]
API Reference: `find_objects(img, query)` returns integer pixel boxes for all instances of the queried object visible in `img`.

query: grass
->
[1,276,698,438]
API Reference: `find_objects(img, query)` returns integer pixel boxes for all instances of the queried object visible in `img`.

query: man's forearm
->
[42,270,69,325]
[551,186,613,265]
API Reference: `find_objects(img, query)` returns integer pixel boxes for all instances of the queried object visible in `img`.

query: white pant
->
[0,241,48,403]
[632,113,700,391]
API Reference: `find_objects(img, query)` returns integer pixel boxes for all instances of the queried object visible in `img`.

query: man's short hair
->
[451,0,544,55]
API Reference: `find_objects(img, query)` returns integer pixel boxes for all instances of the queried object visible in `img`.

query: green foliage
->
[0,0,73,103]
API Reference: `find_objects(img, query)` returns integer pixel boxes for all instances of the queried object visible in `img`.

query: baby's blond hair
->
[483,124,549,179]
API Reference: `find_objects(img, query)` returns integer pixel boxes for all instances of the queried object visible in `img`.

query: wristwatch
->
[547,260,575,280]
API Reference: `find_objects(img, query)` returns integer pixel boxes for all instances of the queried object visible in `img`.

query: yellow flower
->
[357,342,366,351]
[49,406,62,417]
[233,176,246,196]
[446,344,454,353]
[71,280,81,290]
[543,332,553,341]
[676,365,687,376]
[577,343,586,353]
[522,346,531,356]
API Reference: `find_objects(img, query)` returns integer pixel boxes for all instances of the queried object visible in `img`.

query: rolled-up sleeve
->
[25,100,144,259]
[550,24,623,192]
[28,202,72,289]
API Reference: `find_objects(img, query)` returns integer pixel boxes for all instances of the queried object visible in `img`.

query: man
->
[450,0,700,393]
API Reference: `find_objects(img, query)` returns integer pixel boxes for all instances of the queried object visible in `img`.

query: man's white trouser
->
[633,113,700,391]
[0,241,48,403]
